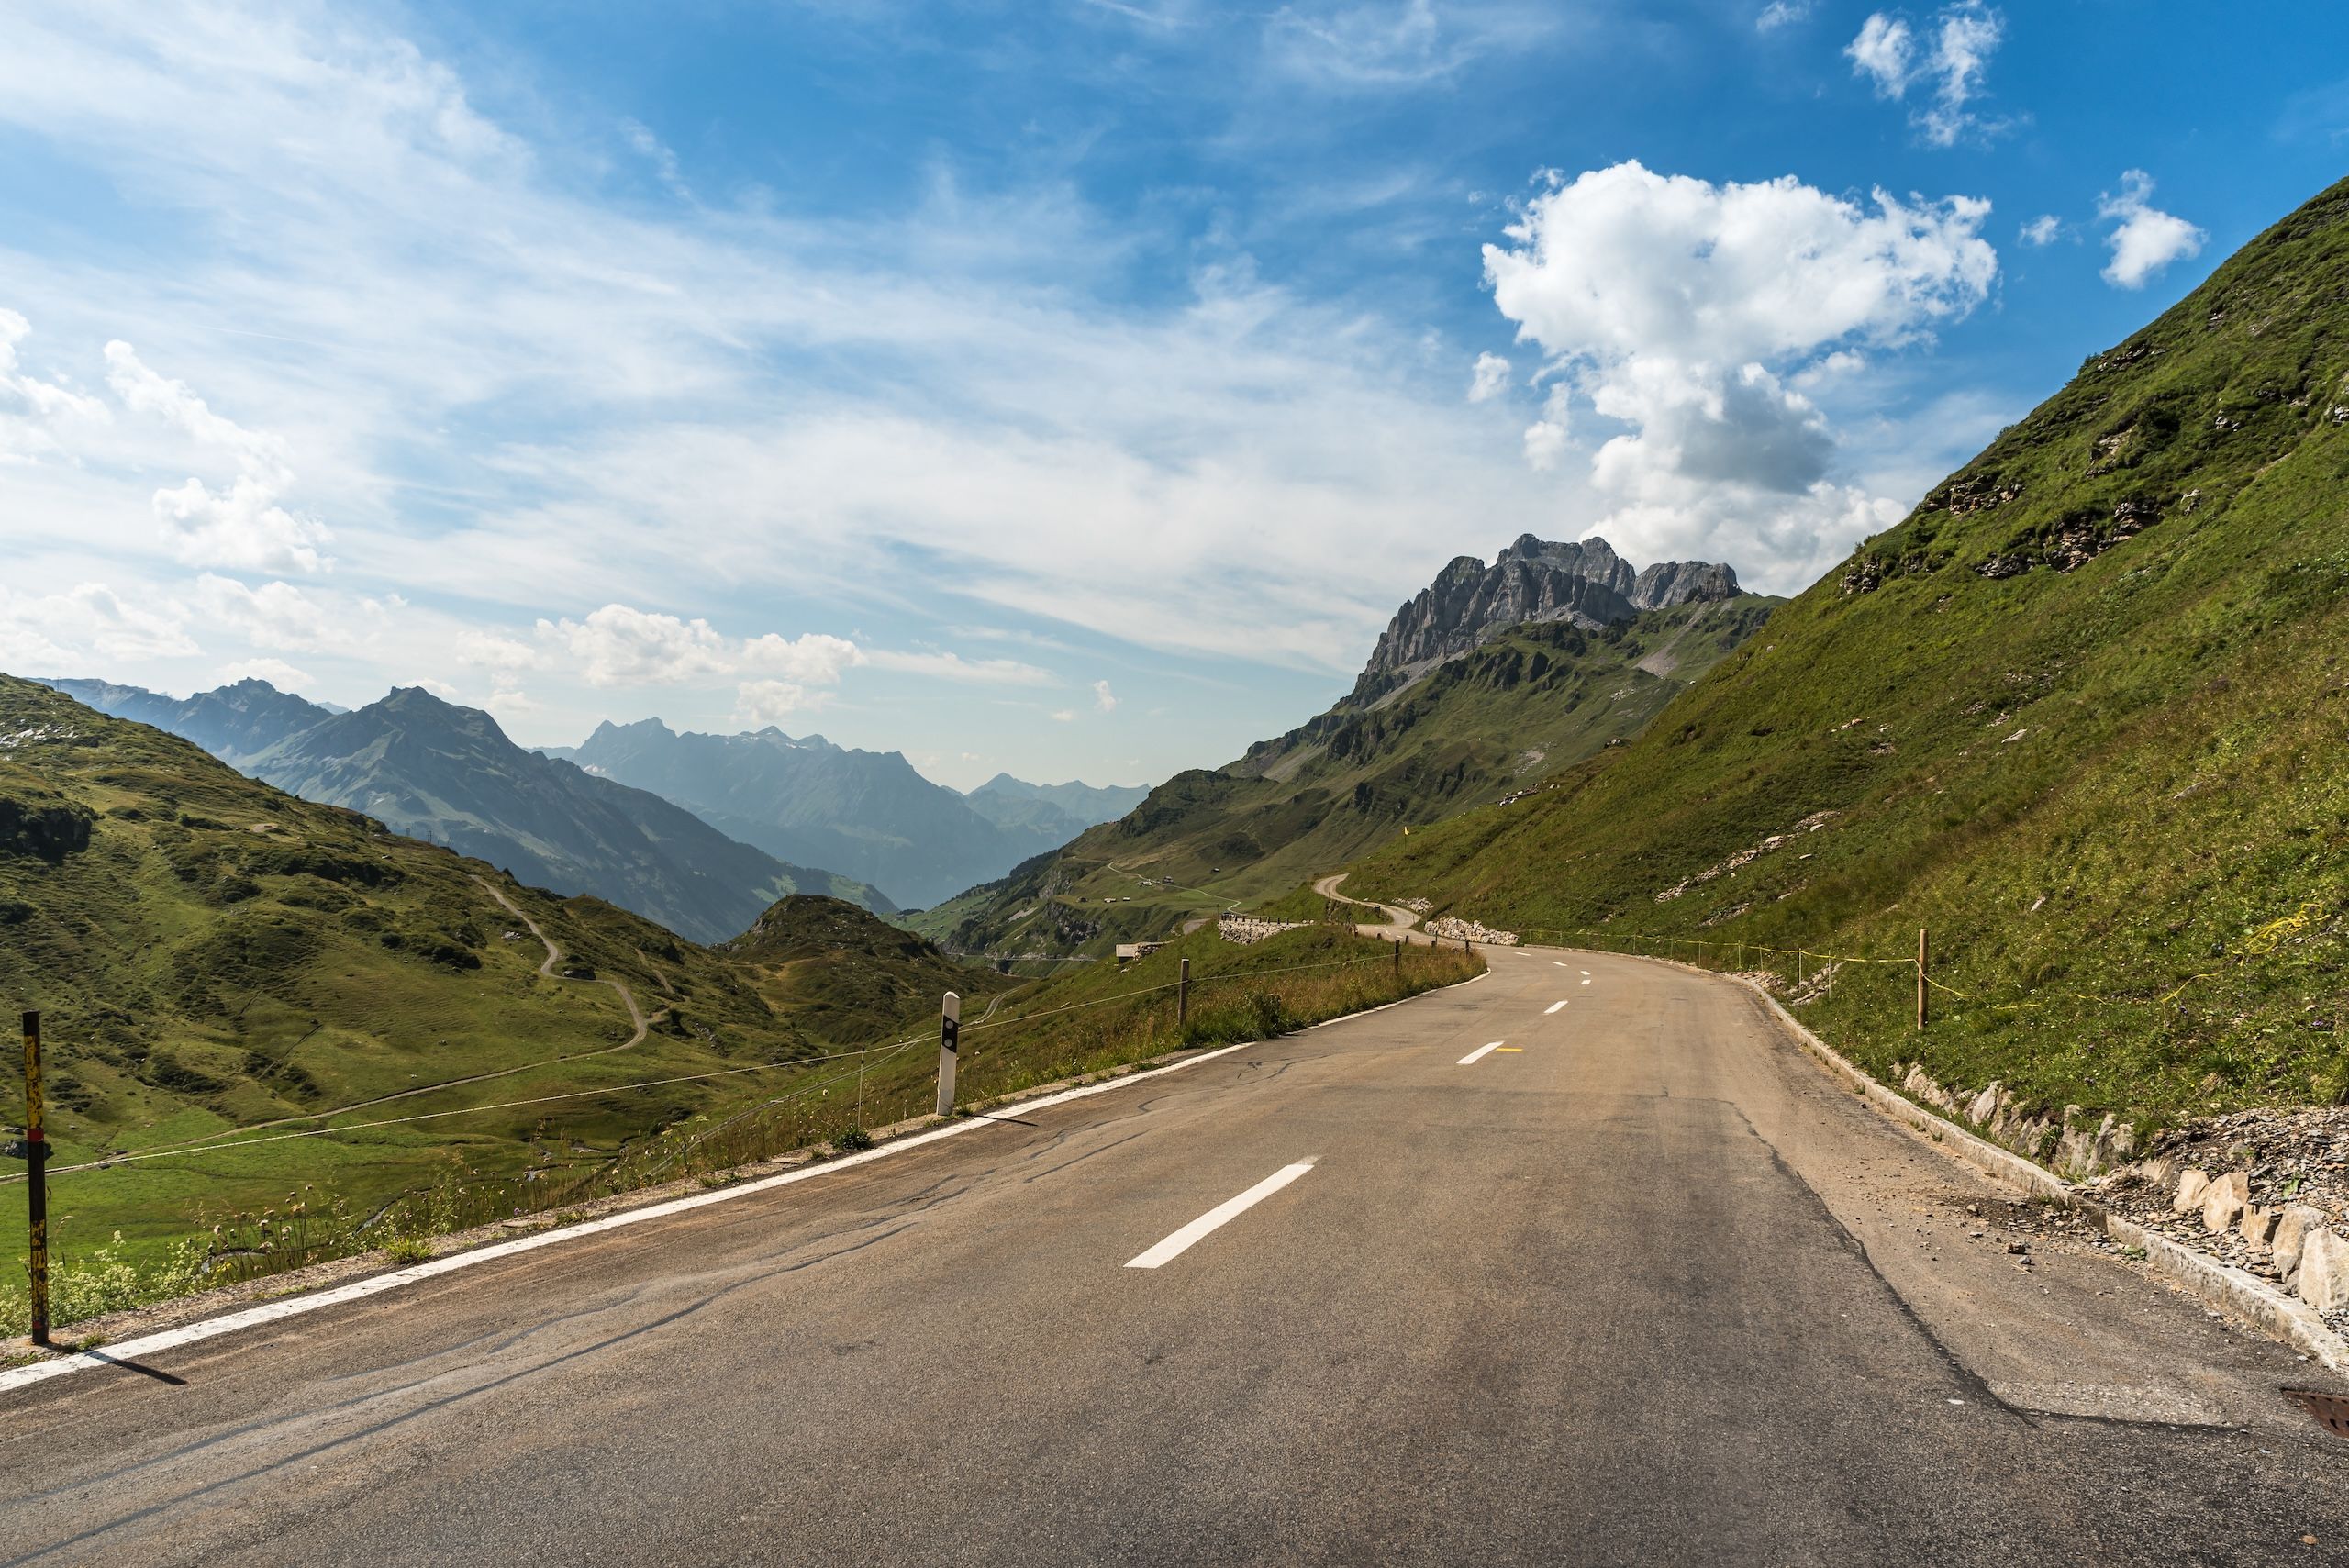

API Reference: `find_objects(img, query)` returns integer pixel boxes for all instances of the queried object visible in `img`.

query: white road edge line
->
[1124,1162,1316,1269]
[1544,1000,1567,1015]
[1458,1040,1505,1065]
[1553,961,1569,968]
[3,965,1495,1397]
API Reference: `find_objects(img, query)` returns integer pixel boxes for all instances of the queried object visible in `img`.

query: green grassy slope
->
[1348,175,2349,1132]
[721,894,1017,1047]
[0,677,953,1290]
[913,596,1772,968]
[839,922,1485,1121]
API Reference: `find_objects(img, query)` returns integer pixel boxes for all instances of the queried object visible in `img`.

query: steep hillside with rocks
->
[913,550,1776,968]
[1350,172,2349,1140]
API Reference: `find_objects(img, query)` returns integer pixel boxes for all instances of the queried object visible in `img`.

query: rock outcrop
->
[1353,535,1740,699]
[0,795,93,863]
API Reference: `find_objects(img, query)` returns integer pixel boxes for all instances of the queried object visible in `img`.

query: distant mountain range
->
[545,720,1145,910]
[35,678,887,944]
[36,675,1146,930]
[963,773,1150,841]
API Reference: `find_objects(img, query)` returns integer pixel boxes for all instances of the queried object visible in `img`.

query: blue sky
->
[3,2,2345,789]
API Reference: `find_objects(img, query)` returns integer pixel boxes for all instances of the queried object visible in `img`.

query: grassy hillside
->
[722,894,1017,1046]
[1348,175,2349,1133]
[702,922,1486,1158]
[915,595,1772,968]
[0,677,946,1306]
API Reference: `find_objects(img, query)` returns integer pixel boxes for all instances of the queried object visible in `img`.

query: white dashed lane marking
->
[1126,1162,1317,1269]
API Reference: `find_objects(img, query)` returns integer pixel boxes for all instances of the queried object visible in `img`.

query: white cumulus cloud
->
[0,582,199,670]
[1484,161,1996,589]
[1756,1,1812,29]
[2098,170,2205,289]
[743,630,867,685]
[538,604,733,687]
[1847,13,1912,91]
[735,678,834,727]
[1092,679,1119,713]
[2019,214,2063,247]
[531,606,1052,726]
[1468,350,1510,403]
[104,340,330,574]
[192,573,343,651]
[1521,384,1571,471]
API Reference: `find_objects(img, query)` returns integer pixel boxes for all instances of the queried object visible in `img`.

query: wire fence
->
[1508,895,2335,1020]
[1,931,1478,1318]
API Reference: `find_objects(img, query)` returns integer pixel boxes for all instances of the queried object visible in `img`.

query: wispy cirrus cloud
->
[1846,3,2005,147]
[1264,0,1559,89]
[0,0,1561,711]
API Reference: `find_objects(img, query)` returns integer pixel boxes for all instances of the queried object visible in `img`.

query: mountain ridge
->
[34,676,887,942]
[912,551,1779,965]
[560,717,1138,909]
[1353,534,1740,702]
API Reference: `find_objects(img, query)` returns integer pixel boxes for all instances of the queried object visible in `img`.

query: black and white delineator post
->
[936,990,961,1118]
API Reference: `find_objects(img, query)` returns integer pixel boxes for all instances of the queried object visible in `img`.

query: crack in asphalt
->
[1019,1129,1151,1184]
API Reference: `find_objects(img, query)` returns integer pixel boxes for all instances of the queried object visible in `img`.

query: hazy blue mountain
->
[38,676,330,767]
[962,773,1149,840]
[558,719,1124,909]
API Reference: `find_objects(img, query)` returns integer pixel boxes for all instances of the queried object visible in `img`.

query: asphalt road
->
[4,949,2343,1566]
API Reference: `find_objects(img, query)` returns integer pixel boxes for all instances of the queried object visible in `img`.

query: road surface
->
[3,948,2343,1565]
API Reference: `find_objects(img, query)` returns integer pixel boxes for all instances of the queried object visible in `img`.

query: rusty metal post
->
[22,1010,49,1347]
[1177,958,1190,1028]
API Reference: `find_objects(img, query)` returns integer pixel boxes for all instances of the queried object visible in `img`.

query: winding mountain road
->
[4,947,2343,1565]
[1313,871,1425,938]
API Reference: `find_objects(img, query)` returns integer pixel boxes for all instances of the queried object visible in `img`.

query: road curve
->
[3,948,2343,1566]
[1313,871,1423,938]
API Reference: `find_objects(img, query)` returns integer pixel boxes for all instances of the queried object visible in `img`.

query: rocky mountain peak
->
[1353,535,1741,698]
